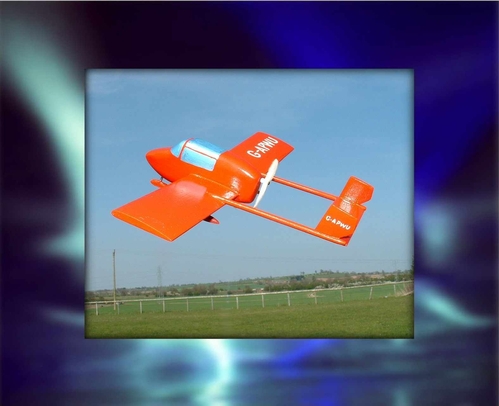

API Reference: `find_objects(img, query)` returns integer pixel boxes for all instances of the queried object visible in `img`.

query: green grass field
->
[86,283,408,315]
[85,294,413,339]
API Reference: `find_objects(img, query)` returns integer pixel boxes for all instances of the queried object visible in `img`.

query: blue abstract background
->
[1,2,497,405]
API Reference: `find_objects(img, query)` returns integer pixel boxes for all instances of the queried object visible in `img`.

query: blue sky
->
[86,70,412,291]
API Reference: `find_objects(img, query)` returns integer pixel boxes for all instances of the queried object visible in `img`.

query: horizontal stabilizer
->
[315,177,374,245]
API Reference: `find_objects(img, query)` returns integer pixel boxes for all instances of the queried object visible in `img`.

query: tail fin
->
[315,177,374,246]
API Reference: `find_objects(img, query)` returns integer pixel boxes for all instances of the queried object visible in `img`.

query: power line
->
[87,265,413,286]
[92,248,411,263]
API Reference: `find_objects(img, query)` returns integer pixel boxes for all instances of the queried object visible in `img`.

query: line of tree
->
[86,267,414,301]
[179,284,219,297]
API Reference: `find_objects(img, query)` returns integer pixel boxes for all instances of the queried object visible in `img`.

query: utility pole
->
[157,266,162,298]
[113,249,117,310]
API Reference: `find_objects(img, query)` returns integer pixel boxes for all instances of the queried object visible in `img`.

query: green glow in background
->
[3,17,84,262]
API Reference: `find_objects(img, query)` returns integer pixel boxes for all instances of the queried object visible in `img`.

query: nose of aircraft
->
[146,148,169,168]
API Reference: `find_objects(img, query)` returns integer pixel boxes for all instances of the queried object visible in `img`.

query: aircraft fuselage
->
[146,147,261,203]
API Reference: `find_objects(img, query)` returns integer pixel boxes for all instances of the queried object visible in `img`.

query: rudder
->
[315,177,374,246]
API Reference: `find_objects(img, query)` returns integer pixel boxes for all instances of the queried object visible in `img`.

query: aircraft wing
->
[228,132,294,175]
[112,174,237,242]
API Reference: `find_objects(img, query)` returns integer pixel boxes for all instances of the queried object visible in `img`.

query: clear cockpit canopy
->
[171,138,226,171]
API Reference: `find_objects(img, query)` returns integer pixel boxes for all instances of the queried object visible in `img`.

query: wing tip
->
[111,208,175,242]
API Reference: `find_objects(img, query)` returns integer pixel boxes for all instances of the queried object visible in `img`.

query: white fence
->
[86,281,413,315]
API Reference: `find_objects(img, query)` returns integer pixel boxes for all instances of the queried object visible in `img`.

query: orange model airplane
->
[112,132,374,246]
